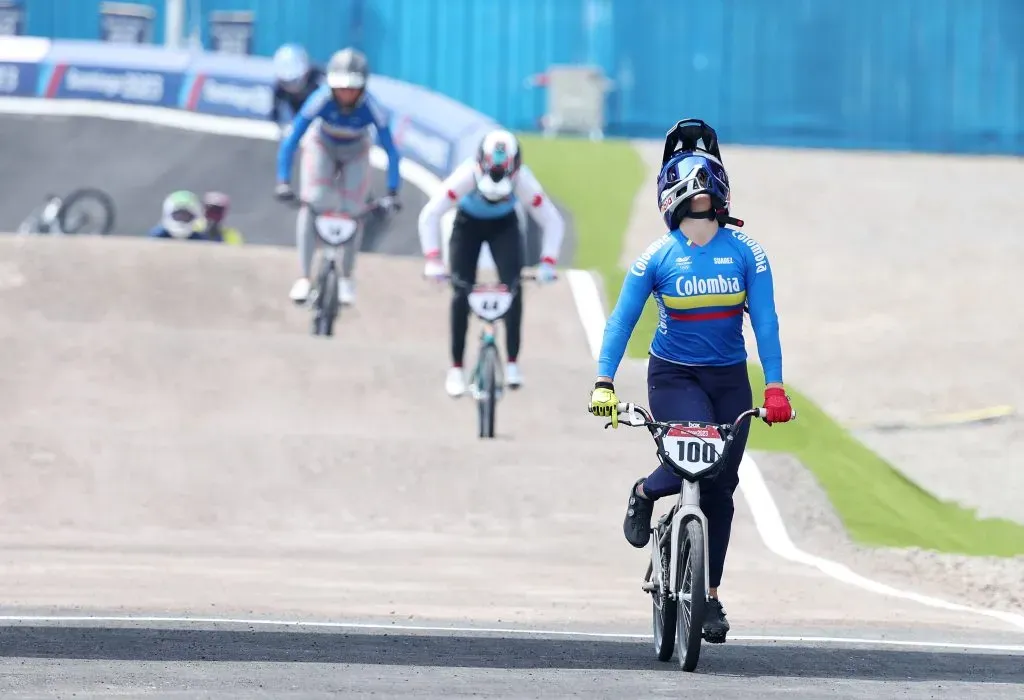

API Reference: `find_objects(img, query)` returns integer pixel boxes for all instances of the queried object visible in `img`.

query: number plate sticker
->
[467,284,514,322]
[315,213,358,245]
[663,424,725,475]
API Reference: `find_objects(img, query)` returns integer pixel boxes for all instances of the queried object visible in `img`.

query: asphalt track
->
[0,112,426,252]
[0,111,1021,698]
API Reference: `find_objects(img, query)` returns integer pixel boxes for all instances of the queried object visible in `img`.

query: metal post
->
[164,0,184,48]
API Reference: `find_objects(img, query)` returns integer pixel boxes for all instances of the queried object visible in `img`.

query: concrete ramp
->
[0,112,428,252]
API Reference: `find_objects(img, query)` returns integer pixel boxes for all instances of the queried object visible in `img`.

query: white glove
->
[536,258,558,284]
[423,253,446,281]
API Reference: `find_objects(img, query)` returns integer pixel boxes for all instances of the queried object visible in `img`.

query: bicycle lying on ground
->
[288,197,389,337]
[434,270,551,438]
[604,401,795,672]
[17,188,116,236]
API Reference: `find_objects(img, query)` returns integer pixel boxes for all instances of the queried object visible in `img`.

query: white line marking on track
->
[0,615,1021,652]
[563,267,1024,633]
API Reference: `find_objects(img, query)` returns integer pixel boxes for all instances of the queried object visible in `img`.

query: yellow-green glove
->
[589,381,619,428]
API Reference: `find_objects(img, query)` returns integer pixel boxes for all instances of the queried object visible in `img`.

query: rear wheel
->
[58,188,116,234]
[676,518,707,672]
[476,344,499,438]
[652,526,676,662]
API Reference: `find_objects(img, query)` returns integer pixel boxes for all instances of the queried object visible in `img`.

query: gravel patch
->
[755,450,1024,615]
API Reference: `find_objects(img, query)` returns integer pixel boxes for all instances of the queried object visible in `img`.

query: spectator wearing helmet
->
[270,44,325,134]
[274,47,401,308]
[417,129,565,397]
[587,118,794,646]
[148,190,211,241]
[199,191,243,245]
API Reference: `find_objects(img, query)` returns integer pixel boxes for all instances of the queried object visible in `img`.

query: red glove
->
[762,387,793,425]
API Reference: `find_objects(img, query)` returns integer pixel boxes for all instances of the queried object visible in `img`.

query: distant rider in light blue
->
[274,47,401,307]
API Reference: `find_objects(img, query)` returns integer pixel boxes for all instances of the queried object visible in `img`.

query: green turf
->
[519,132,1024,556]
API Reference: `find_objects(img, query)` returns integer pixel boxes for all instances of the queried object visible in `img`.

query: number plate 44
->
[467,284,514,322]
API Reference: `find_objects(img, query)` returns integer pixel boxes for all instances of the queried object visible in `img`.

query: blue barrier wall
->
[16,0,1023,154]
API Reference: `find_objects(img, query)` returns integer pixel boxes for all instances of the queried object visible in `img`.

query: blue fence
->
[11,0,1023,154]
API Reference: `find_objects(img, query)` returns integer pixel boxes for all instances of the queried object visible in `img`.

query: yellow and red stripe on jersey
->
[660,275,746,321]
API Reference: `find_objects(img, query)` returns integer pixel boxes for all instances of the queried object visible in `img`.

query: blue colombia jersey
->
[598,226,783,383]
[276,85,401,191]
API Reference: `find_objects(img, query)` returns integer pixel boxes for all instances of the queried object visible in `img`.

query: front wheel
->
[314,261,339,336]
[476,343,499,438]
[652,528,676,662]
[57,188,116,235]
[676,517,707,672]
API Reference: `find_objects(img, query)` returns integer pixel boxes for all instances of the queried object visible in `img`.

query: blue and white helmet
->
[656,150,731,230]
[272,44,310,88]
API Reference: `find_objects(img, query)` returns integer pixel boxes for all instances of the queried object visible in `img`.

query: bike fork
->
[668,480,710,603]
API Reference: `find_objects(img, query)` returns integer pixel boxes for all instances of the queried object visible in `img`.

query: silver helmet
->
[326,47,369,91]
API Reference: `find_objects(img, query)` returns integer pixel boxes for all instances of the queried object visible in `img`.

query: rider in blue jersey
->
[588,119,795,644]
[274,47,401,306]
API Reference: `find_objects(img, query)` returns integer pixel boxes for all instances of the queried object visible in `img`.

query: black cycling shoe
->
[703,598,731,644]
[623,478,654,548]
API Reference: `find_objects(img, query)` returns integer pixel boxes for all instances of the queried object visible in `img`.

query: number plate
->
[662,423,725,476]
[315,213,358,246]
[467,284,514,322]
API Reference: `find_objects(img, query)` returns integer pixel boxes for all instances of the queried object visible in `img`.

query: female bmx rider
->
[587,119,794,643]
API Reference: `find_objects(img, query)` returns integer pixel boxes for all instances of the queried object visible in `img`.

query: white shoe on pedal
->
[445,366,467,398]
[505,362,523,389]
[338,278,355,306]
[289,277,311,303]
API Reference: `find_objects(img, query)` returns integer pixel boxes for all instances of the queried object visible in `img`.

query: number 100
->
[678,441,718,463]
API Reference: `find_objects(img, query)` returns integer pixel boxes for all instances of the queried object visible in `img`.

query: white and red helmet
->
[474,129,522,201]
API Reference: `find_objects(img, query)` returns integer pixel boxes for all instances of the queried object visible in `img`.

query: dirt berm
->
[0,235,649,624]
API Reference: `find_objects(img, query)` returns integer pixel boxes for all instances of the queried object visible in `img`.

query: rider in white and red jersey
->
[418,130,565,397]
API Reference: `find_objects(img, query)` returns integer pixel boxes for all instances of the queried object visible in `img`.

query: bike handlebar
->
[430,269,551,283]
[288,196,390,220]
[609,402,796,434]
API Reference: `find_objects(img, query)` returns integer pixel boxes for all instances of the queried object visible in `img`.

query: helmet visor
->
[327,71,365,89]
[170,208,198,224]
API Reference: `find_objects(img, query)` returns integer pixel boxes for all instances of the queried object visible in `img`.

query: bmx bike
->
[606,401,795,672]
[436,270,550,438]
[17,188,116,236]
[288,197,387,337]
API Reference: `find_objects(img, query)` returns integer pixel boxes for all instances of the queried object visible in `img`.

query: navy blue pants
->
[641,355,753,589]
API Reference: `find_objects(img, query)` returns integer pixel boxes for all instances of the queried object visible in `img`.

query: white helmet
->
[474,130,522,201]
[273,44,310,87]
[161,190,203,239]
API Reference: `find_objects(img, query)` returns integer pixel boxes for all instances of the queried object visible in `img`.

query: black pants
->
[449,209,524,366]
[642,356,753,589]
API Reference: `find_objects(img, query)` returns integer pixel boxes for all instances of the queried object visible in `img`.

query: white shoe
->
[506,362,523,389]
[445,366,467,398]
[290,277,311,303]
[338,277,355,306]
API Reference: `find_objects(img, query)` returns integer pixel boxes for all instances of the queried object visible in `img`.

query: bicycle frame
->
[614,404,775,603]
